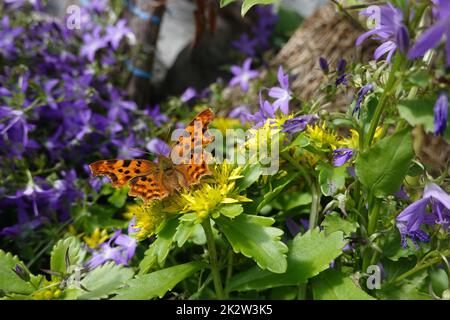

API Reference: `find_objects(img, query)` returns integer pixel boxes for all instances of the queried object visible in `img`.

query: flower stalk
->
[202,218,225,300]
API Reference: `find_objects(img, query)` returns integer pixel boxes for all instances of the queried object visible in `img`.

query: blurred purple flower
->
[409,0,450,66]
[86,219,137,269]
[105,88,137,125]
[229,105,251,125]
[255,5,278,28]
[333,148,354,167]
[113,133,144,159]
[146,104,169,127]
[80,27,107,62]
[0,16,23,58]
[356,3,408,62]
[282,114,318,134]
[146,138,170,157]
[434,93,448,136]
[105,19,131,50]
[269,66,292,114]
[247,91,276,128]
[396,183,450,248]
[229,58,259,92]
[232,33,258,56]
[181,87,197,103]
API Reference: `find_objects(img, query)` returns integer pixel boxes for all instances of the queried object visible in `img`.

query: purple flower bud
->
[319,57,329,74]
[396,25,410,54]
[353,84,374,117]
[337,59,347,76]
[434,93,448,136]
[12,264,30,282]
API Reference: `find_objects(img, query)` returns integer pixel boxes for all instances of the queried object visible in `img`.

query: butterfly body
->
[89,109,215,203]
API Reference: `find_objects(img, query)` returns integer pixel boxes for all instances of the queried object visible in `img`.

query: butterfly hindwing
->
[89,159,156,188]
[129,173,170,203]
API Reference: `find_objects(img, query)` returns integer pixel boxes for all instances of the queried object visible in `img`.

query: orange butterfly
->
[89,108,215,203]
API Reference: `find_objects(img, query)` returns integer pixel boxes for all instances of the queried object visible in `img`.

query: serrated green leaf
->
[229,228,346,291]
[355,128,414,198]
[50,237,86,278]
[0,250,34,295]
[322,212,359,236]
[138,219,179,274]
[113,262,204,299]
[312,269,375,300]
[76,262,134,300]
[317,163,347,196]
[241,0,277,16]
[216,214,288,273]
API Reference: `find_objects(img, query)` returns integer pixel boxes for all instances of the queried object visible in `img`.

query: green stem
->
[309,182,321,229]
[362,196,381,272]
[281,152,320,228]
[224,249,234,298]
[202,219,225,300]
[365,55,403,147]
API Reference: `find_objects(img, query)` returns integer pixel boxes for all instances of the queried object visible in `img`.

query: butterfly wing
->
[89,159,156,188]
[170,108,215,185]
[128,173,170,203]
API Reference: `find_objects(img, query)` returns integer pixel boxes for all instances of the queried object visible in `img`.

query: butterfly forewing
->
[89,159,156,188]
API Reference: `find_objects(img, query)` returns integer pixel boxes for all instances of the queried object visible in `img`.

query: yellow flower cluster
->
[178,164,251,222]
[126,162,250,239]
[123,203,167,241]
[32,280,64,300]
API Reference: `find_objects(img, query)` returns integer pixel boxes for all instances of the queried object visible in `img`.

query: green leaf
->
[173,221,196,247]
[317,163,347,196]
[241,0,277,16]
[397,98,450,143]
[220,0,236,7]
[355,128,414,198]
[0,250,34,295]
[113,262,204,299]
[256,174,298,212]
[235,164,262,192]
[218,204,243,218]
[429,268,448,297]
[397,99,435,132]
[229,228,346,291]
[76,262,134,300]
[272,190,312,211]
[312,269,375,300]
[50,237,86,277]
[322,212,359,236]
[377,270,430,300]
[284,132,310,151]
[107,187,128,208]
[216,214,288,273]
[138,219,179,274]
